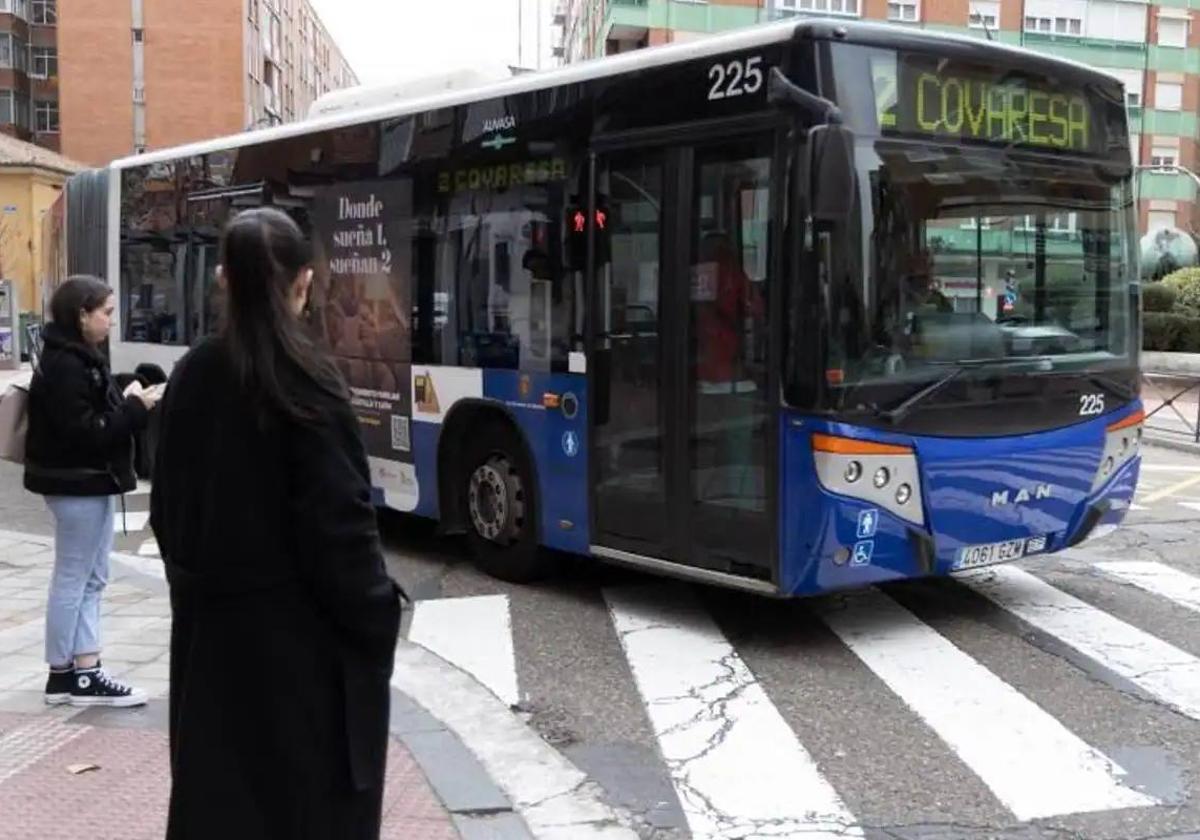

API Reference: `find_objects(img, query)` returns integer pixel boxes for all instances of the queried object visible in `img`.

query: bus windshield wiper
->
[877,365,969,425]
[877,358,1028,425]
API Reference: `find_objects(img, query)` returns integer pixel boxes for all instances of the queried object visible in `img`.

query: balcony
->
[602,0,651,56]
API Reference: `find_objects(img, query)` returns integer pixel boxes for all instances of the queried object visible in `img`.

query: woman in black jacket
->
[150,207,404,840]
[25,275,160,707]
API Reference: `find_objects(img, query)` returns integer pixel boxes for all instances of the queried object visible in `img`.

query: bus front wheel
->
[460,422,547,583]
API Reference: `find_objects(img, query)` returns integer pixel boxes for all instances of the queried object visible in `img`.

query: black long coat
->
[150,338,404,840]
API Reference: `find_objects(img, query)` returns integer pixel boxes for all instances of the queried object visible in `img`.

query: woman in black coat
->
[25,275,160,707]
[150,208,404,840]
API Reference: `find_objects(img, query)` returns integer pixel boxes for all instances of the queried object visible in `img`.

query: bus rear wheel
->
[461,422,547,583]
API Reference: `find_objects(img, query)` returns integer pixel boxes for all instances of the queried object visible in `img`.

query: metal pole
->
[1133,163,1200,193]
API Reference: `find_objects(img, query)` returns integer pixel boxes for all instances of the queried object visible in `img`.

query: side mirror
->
[808,124,856,223]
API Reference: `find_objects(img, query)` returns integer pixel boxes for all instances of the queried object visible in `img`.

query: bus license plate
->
[954,538,1030,571]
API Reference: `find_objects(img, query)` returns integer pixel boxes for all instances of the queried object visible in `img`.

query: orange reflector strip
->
[543,393,561,409]
[1107,409,1145,433]
[812,433,912,456]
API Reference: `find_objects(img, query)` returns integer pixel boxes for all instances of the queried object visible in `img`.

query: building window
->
[969,1,999,29]
[888,0,919,22]
[1159,17,1188,48]
[1086,0,1148,44]
[263,61,280,115]
[1106,68,1143,109]
[0,34,28,72]
[1156,81,1183,111]
[0,0,28,19]
[1024,15,1080,34]
[0,91,30,129]
[30,46,56,79]
[34,99,57,132]
[1150,147,1179,169]
[1148,210,1176,231]
[778,0,860,17]
[31,0,53,24]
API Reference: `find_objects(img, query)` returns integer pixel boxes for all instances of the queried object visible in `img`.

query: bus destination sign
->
[882,54,1099,155]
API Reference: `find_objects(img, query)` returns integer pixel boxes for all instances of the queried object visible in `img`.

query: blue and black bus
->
[46,20,1142,597]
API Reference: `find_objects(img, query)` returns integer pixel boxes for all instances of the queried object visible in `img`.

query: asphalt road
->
[5,444,1200,839]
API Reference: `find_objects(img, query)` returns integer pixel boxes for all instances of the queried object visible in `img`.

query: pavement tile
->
[0,720,460,840]
[0,529,464,840]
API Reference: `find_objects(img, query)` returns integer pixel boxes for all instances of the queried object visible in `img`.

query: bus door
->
[590,129,779,582]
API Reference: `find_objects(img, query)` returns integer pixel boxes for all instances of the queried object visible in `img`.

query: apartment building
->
[556,0,1200,234]
[0,0,357,168]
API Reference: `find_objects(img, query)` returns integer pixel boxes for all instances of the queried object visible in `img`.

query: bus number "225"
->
[1079,394,1106,416]
[708,57,765,101]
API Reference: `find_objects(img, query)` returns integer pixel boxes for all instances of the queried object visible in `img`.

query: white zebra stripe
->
[965,565,1200,721]
[606,585,862,840]
[818,589,1155,820]
[1095,561,1200,616]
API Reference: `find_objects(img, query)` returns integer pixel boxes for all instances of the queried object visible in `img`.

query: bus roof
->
[109,19,1122,172]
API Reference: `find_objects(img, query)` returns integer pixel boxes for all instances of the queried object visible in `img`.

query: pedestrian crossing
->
[1129,461,1200,514]
[403,556,1200,838]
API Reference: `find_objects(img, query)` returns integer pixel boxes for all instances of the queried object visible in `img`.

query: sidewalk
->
[0,531,461,840]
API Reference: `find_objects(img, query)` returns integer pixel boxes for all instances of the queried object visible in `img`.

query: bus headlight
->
[812,433,924,527]
[1091,409,1143,492]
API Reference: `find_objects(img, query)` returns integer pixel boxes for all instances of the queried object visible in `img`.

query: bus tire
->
[460,421,547,583]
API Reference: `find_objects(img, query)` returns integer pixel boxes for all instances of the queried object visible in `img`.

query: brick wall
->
[59,0,246,166]
[58,0,133,166]
[142,0,245,150]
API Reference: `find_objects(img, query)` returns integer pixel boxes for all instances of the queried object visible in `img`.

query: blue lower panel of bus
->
[384,367,590,555]
[778,406,1142,597]
[482,370,590,555]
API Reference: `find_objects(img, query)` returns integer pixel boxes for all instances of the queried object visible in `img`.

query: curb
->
[390,688,537,840]
[392,641,639,840]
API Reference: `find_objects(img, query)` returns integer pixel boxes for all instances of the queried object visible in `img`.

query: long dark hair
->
[219,207,345,421]
[49,275,112,345]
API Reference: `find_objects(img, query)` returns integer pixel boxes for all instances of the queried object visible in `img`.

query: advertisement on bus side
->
[310,178,418,510]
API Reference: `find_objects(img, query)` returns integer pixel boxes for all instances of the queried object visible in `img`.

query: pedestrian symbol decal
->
[852,540,874,567]
[562,431,579,458]
[857,509,879,539]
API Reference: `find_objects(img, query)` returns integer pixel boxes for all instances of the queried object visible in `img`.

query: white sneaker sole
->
[44,693,71,706]
[69,692,149,708]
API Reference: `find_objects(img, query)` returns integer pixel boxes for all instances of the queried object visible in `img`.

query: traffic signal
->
[564,195,610,271]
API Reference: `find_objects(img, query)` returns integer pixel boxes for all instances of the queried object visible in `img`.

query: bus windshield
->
[816,43,1137,405]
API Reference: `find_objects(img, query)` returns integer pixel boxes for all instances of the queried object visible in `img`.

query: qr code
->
[390,415,411,453]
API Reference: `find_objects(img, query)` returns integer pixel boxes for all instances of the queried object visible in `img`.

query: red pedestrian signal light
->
[564,196,611,270]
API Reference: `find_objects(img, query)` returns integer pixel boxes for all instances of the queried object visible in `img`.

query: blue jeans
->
[44,496,114,668]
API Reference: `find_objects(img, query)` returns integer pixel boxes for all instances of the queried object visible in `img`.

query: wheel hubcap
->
[468,456,525,545]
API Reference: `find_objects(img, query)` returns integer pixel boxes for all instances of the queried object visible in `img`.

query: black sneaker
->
[44,668,74,706]
[70,665,148,708]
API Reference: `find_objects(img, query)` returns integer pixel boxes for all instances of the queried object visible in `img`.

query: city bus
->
[42,19,1142,597]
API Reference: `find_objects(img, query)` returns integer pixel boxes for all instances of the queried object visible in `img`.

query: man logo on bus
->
[991,484,1053,507]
